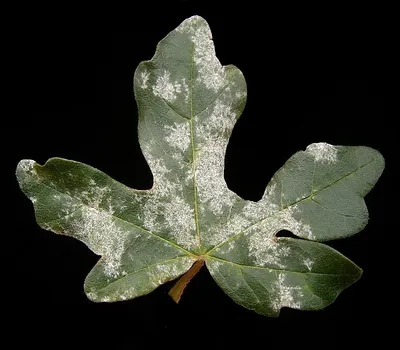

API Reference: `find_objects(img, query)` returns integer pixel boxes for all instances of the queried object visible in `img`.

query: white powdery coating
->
[152,70,179,102]
[141,199,163,233]
[210,182,280,246]
[20,159,34,171]
[67,183,130,278]
[195,136,236,215]
[19,159,37,181]
[263,181,278,200]
[208,100,237,134]
[202,178,281,247]
[140,71,150,89]
[272,273,303,311]
[194,98,240,217]
[205,213,250,247]
[95,257,195,302]
[80,185,111,209]
[248,225,291,268]
[303,224,315,240]
[306,142,338,164]
[117,286,136,302]
[235,91,247,99]
[141,195,197,249]
[227,241,236,252]
[149,256,195,286]
[165,122,191,153]
[177,16,225,92]
[143,150,173,197]
[142,148,176,200]
[181,78,189,103]
[303,258,314,271]
[277,205,314,239]
[206,259,223,275]
[247,205,313,267]
[207,196,280,248]
[140,150,198,250]
[73,207,128,278]
[243,199,279,223]
[163,197,198,248]
[86,291,98,301]
[139,154,176,232]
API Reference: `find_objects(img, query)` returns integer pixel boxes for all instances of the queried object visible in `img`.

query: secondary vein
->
[208,256,360,276]
[204,157,377,255]
[27,170,193,256]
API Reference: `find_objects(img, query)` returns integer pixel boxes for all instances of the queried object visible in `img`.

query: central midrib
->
[189,34,202,252]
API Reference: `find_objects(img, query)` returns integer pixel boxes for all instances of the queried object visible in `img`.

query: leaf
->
[16,16,384,316]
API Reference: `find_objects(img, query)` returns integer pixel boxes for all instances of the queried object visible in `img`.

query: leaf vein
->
[26,170,193,256]
[95,256,191,292]
[206,157,378,254]
[208,256,359,277]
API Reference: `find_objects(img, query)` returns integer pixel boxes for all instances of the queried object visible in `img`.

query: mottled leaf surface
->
[16,16,384,316]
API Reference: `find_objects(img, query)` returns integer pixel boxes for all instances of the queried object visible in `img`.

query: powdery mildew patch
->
[235,91,247,99]
[206,213,249,247]
[193,92,241,221]
[303,258,314,271]
[246,205,314,267]
[206,259,222,274]
[77,207,128,278]
[207,260,304,314]
[152,70,181,102]
[195,136,237,215]
[180,78,189,103]
[164,122,191,153]
[140,71,150,89]
[19,164,133,279]
[306,142,338,164]
[243,188,280,221]
[177,16,226,92]
[87,256,195,302]
[140,16,244,250]
[18,158,196,276]
[247,228,291,268]
[67,182,131,278]
[163,196,197,248]
[205,173,314,262]
[208,178,315,268]
[19,159,36,174]
[207,100,237,135]
[140,144,198,250]
[149,256,195,286]
[204,184,280,247]
[271,273,303,311]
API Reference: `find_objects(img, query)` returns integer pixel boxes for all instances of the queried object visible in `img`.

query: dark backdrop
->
[5,1,392,347]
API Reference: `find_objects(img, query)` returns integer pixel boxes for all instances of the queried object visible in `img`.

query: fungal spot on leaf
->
[306,142,338,164]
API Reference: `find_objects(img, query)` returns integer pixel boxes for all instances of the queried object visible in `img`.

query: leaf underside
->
[16,16,384,316]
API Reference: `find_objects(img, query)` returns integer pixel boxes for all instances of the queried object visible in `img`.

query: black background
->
[5,1,393,347]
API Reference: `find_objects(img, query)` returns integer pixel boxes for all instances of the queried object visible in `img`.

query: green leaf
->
[16,16,384,316]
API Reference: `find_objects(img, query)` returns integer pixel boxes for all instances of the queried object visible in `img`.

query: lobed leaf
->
[16,16,384,316]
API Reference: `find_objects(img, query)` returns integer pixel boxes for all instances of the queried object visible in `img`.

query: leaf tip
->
[16,159,36,173]
[183,15,208,25]
[16,159,38,186]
